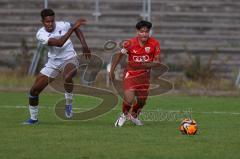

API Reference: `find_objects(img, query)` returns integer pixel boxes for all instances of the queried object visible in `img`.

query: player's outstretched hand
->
[73,19,86,29]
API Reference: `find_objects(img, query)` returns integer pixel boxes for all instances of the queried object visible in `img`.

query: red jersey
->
[121,37,160,78]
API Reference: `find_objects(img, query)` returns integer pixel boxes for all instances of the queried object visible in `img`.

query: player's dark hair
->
[41,8,55,20]
[136,20,152,30]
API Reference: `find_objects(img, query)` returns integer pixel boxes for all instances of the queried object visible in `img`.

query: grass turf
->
[0,92,240,159]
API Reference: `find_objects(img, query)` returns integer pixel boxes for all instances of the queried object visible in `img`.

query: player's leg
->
[130,86,149,126]
[23,73,53,124]
[115,89,135,127]
[122,90,135,115]
[62,62,77,118]
[130,96,147,126]
[131,96,147,118]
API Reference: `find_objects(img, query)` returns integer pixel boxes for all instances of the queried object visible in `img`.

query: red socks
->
[122,101,131,115]
[122,100,143,118]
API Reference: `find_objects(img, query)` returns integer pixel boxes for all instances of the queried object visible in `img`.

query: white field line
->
[1,105,240,115]
[144,109,240,115]
[0,105,89,110]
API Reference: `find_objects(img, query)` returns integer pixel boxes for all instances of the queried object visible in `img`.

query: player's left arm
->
[72,23,91,59]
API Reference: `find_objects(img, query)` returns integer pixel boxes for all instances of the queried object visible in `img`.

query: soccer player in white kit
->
[23,8,91,124]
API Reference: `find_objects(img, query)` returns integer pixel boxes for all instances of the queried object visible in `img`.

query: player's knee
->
[64,70,76,83]
[64,75,73,83]
[29,88,40,96]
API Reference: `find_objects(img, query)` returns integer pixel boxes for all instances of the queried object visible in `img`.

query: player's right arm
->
[74,28,91,59]
[47,19,86,47]
[109,40,130,80]
[109,52,124,81]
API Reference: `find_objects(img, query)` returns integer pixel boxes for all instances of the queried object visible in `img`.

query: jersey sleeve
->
[120,40,131,54]
[120,47,128,54]
[36,30,49,45]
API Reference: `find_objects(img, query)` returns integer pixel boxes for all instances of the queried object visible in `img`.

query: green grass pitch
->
[0,91,240,159]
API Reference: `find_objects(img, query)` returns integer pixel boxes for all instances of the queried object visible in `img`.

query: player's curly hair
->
[136,20,152,30]
[41,8,55,20]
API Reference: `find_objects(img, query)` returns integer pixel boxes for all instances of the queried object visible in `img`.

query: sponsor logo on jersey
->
[133,55,150,62]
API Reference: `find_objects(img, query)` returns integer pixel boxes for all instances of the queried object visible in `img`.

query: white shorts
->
[40,56,79,78]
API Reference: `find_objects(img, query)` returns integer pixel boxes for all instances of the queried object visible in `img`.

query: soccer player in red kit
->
[109,20,161,127]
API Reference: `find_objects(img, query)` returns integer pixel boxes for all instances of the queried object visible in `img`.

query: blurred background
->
[0,0,240,95]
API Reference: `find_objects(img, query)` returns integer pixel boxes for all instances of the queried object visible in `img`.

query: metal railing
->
[93,0,152,22]
[93,0,101,22]
[44,0,48,8]
[140,0,151,21]
[43,0,151,22]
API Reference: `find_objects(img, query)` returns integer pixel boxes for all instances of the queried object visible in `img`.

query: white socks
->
[65,92,73,105]
[29,105,38,120]
[28,92,73,121]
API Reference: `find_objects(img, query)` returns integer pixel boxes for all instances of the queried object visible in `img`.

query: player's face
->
[42,16,55,32]
[137,27,150,43]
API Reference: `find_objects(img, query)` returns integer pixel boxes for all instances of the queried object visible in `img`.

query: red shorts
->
[123,70,150,99]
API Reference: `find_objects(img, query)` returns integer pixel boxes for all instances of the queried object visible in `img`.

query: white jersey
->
[36,21,76,60]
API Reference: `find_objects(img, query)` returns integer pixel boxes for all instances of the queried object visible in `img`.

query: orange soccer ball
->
[179,118,198,135]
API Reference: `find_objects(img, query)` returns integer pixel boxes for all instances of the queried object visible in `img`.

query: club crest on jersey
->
[145,47,151,53]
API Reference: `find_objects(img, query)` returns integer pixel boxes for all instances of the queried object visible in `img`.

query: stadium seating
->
[0,0,240,78]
